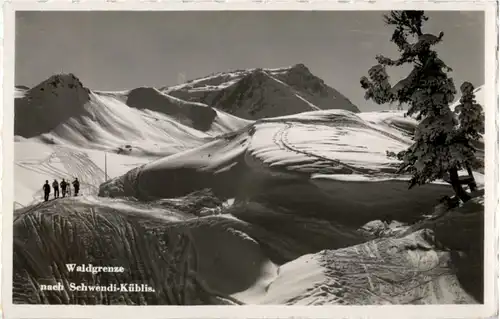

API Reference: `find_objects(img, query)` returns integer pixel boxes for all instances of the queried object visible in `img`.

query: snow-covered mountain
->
[15,64,360,154]
[14,74,251,156]
[163,64,360,119]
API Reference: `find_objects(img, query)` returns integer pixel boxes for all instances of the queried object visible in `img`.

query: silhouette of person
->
[67,178,72,196]
[60,179,68,197]
[73,178,80,196]
[52,179,60,199]
[43,180,51,201]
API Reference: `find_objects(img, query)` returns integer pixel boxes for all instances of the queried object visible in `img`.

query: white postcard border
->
[1,1,498,318]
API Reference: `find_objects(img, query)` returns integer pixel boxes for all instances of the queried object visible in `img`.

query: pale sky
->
[15,11,484,111]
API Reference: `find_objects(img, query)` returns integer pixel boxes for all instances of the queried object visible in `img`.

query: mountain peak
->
[15,73,92,138]
[166,64,360,117]
[243,68,270,81]
[289,63,310,72]
[272,65,360,113]
[34,73,88,92]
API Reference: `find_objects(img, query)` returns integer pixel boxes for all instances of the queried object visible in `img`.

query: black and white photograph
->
[2,2,498,318]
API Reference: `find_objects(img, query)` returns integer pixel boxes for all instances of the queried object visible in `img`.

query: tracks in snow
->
[16,145,107,205]
[273,122,372,175]
[271,119,412,175]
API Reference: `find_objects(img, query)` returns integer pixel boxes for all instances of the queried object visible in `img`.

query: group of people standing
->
[43,178,80,201]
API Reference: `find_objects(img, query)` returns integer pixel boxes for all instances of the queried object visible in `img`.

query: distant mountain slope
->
[163,64,360,119]
[14,65,358,153]
[14,74,251,156]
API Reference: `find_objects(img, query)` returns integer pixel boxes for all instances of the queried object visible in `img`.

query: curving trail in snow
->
[16,146,105,204]
[253,111,414,177]
[15,142,151,206]
[274,122,372,175]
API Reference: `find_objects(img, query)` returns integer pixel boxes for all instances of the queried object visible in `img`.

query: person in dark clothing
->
[72,178,80,196]
[43,180,51,201]
[52,179,60,198]
[60,179,68,197]
[67,178,72,196]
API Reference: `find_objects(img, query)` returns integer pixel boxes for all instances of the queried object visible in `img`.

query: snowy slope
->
[14,141,152,207]
[240,204,482,305]
[12,68,359,206]
[14,74,251,156]
[14,184,483,305]
[163,64,360,119]
[100,109,456,225]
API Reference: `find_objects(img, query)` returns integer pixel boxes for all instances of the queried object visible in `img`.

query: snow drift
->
[12,191,366,305]
[244,195,483,305]
[100,109,456,226]
[13,189,483,305]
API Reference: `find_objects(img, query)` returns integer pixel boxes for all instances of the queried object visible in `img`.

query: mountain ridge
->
[13,65,362,155]
[164,63,360,118]
[14,73,251,156]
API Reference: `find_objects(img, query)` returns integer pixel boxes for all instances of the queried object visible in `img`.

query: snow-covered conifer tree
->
[360,11,482,202]
[452,82,485,191]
